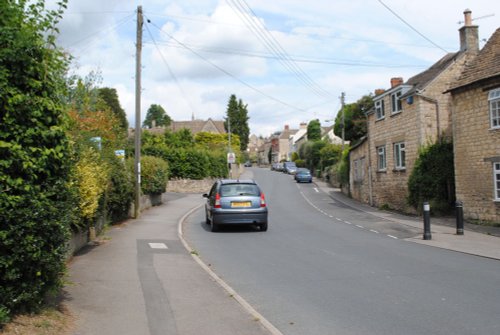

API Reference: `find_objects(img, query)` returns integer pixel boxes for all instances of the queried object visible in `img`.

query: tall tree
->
[98,87,128,130]
[143,104,171,128]
[224,94,250,151]
[307,119,322,141]
[0,0,73,316]
[334,94,373,146]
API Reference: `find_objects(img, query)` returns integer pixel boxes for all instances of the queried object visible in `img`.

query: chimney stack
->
[374,88,385,96]
[459,9,479,52]
[284,124,289,131]
[390,77,403,88]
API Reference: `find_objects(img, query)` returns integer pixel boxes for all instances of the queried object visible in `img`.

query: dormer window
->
[375,100,385,120]
[489,88,500,129]
[391,90,403,114]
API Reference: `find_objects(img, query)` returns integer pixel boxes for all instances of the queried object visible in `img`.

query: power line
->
[64,12,135,50]
[144,39,428,69]
[377,0,449,53]
[226,0,334,99]
[144,23,198,119]
[145,17,307,113]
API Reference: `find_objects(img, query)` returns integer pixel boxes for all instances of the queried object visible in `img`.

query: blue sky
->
[51,0,500,137]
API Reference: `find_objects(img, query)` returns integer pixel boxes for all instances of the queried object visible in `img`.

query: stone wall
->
[452,85,500,223]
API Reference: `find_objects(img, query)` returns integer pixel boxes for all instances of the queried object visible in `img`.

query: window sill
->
[393,168,406,173]
[376,169,387,173]
[375,117,385,122]
[390,111,402,117]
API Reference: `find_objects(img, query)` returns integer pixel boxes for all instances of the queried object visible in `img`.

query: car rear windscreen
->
[220,184,260,196]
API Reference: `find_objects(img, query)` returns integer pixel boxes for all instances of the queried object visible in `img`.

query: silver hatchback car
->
[203,179,268,232]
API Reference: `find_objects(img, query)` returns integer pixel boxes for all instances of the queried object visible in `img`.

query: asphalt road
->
[184,167,500,335]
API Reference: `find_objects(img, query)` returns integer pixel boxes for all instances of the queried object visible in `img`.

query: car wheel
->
[211,221,220,232]
[259,222,268,231]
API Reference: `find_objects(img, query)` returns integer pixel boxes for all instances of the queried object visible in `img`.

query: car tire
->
[260,222,268,231]
[211,222,220,232]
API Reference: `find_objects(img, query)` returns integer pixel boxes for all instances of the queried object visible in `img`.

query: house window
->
[489,88,500,129]
[375,100,385,120]
[494,162,500,201]
[377,146,386,171]
[394,142,406,170]
[391,90,402,114]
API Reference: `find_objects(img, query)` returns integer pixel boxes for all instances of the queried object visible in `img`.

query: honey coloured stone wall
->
[452,86,500,223]
[349,139,370,204]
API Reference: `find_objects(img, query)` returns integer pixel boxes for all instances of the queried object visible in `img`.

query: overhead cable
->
[145,18,307,113]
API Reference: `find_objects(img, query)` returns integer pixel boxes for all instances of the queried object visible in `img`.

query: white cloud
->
[49,0,500,136]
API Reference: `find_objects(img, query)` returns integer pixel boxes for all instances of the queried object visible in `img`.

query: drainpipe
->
[416,93,441,141]
[366,112,374,206]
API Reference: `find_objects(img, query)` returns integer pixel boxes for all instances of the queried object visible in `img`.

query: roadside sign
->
[227,152,236,164]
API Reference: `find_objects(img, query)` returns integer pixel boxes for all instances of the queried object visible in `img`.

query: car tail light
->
[214,193,221,208]
[260,193,266,207]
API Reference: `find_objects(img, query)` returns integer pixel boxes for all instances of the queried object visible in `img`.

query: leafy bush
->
[72,147,109,222]
[106,154,134,223]
[337,148,350,186]
[140,156,169,195]
[0,0,73,318]
[407,140,455,214]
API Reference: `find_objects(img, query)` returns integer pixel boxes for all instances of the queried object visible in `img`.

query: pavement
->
[313,178,500,260]
[65,174,500,335]
[65,192,275,335]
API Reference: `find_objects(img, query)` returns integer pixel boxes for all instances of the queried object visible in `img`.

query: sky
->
[49,0,500,137]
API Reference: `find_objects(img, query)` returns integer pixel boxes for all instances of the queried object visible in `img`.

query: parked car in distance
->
[272,162,283,172]
[283,161,297,174]
[244,161,252,167]
[203,179,268,232]
[295,168,312,183]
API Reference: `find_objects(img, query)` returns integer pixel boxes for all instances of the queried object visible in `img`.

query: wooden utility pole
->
[134,6,143,218]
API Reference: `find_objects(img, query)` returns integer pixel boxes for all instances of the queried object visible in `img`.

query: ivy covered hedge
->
[407,140,455,214]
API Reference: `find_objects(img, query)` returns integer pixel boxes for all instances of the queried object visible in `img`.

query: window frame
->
[494,162,500,201]
[377,146,386,171]
[375,99,385,120]
[394,142,406,170]
[391,90,403,114]
[489,88,500,129]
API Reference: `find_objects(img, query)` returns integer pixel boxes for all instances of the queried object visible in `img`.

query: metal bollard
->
[456,201,464,235]
[423,201,432,240]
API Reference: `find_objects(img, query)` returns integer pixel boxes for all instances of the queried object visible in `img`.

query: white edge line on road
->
[314,187,319,193]
[387,235,398,239]
[370,229,380,234]
[178,204,285,335]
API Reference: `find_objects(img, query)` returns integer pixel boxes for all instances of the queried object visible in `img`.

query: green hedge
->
[106,154,134,223]
[142,145,227,180]
[139,156,169,195]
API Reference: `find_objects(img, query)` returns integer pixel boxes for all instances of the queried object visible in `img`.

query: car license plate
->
[231,201,251,208]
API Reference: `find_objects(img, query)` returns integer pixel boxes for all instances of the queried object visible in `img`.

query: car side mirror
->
[202,193,209,198]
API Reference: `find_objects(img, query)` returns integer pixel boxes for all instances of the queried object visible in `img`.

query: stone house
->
[446,27,500,223]
[353,9,479,212]
[278,125,298,162]
[289,122,308,160]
